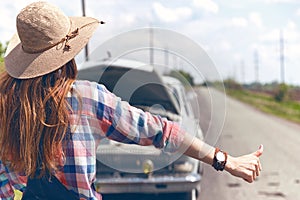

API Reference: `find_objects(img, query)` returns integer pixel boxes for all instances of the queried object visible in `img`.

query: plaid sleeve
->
[0,161,14,200]
[93,82,185,152]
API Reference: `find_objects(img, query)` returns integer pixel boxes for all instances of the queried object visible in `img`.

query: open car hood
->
[78,59,180,116]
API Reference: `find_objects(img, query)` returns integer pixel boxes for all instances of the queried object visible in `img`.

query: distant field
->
[226,89,300,124]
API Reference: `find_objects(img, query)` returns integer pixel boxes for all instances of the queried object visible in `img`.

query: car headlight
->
[173,162,194,173]
[143,159,154,175]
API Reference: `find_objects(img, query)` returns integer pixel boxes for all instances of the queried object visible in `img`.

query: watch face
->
[216,151,225,162]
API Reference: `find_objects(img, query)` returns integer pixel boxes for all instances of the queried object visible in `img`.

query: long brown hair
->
[0,59,77,177]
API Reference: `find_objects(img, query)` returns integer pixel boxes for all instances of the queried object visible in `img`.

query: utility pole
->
[241,59,245,84]
[82,0,89,61]
[280,29,285,83]
[254,50,259,83]
[233,64,237,81]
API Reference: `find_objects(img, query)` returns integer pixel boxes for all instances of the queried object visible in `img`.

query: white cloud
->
[193,0,219,14]
[283,21,300,41]
[0,9,14,43]
[232,52,243,61]
[249,12,263,28]
[231,17,248,27]
[263,0,298,3]
[152,2,192,23]
[259,29,279,41]
[286,20,296,30]
[259,21,300,43]
[219,40,232,51]
[120,14,136,25]
[296,8,300,16]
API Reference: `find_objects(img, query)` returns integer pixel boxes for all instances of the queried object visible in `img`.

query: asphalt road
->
[196,87,300,200]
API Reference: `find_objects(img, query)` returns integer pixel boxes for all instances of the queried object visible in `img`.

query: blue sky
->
[1,0,300,85]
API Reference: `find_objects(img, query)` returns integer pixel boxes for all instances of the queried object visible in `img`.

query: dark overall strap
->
[22,172,79,200]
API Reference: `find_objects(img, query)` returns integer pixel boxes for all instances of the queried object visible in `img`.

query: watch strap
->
[212,148,227,171]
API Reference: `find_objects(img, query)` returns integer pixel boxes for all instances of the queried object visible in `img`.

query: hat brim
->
[4,17,99,79]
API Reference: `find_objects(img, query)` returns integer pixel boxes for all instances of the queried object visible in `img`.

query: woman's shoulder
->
[73,80,106,90]
[72,80,110,98]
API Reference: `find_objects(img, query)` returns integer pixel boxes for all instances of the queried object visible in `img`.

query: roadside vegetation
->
[162,68,300,124]
[221,79,300,124]
[0,41,7,73]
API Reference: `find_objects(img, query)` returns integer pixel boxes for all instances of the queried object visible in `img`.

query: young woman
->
[0,2,263,200]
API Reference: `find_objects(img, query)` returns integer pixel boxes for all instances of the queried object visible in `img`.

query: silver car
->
[78,59,204,200]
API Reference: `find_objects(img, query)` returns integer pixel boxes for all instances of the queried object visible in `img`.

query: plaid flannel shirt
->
[0,80,185,199]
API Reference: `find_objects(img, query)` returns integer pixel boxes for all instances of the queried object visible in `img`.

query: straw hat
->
[4,1,103,79]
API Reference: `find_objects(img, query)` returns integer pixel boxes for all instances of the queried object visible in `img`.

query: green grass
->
[226,89,300,124]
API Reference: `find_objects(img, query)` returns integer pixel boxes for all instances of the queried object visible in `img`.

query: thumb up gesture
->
[225,145,264,183]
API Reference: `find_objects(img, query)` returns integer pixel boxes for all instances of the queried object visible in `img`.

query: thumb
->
[253,144,264,157]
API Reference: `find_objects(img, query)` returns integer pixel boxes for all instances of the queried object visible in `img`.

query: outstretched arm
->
[91,81,264,183]
[183,134,263,183]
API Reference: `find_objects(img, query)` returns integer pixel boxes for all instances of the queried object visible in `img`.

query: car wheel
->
[182,189,198,200]
[168,190,197,200]
[198,161,204,176]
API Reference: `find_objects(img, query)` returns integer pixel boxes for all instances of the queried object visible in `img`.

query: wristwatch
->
[212,148,227,171]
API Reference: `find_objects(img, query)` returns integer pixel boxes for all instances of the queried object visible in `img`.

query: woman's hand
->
[225,145,264,183]
[182,134,264,183]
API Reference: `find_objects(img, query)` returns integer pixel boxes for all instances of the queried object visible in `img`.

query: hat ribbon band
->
[63,28,79,51]
[22,21,102,54]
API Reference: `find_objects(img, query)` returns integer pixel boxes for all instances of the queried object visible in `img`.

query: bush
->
[223,79,242,90]
[274,83,289,102]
